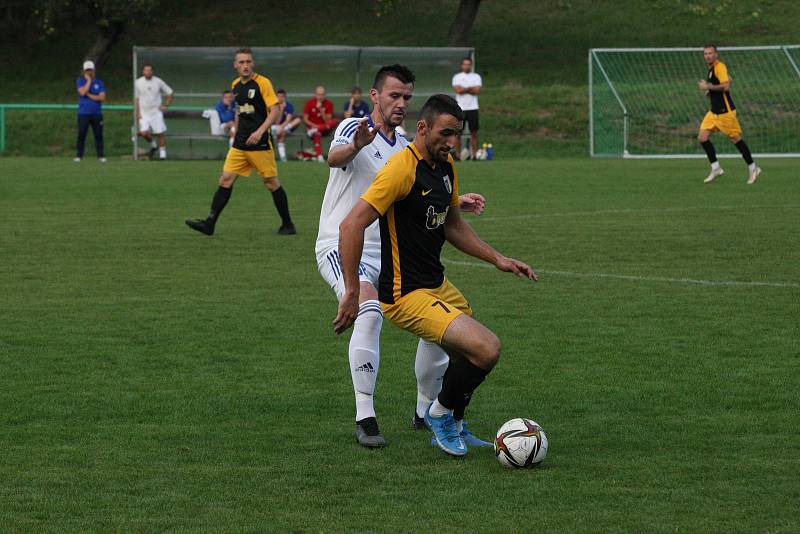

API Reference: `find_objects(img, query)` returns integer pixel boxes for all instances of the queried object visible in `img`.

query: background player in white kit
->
[315,65,488,448]
[135,64,174,160]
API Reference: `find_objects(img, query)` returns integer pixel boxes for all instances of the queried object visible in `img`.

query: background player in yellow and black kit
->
[697,45,761,185]
[333,95,538,457]
[186,47,296,235]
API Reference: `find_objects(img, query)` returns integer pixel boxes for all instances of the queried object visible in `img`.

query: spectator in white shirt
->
[452,57,482,160]
[135,64,174,160]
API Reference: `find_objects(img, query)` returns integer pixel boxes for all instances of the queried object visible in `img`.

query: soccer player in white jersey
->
[315,64,489,448]
[135,64,174,160]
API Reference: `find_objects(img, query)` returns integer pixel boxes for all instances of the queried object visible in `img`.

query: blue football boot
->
[424,407,467,457]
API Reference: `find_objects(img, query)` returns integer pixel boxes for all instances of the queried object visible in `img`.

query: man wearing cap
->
[75,60,107,162]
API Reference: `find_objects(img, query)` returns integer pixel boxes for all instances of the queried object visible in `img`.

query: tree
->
[32,0,159,66]
[447,0,481,47]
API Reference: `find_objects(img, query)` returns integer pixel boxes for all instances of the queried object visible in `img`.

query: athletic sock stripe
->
[358,306,383,317]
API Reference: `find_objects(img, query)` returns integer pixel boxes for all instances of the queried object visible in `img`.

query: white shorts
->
[317,247,381,300]
[271,124,295,137]
[139,111,167,135]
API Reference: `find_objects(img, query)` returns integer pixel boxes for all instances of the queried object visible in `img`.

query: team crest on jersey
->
[425,205,449,230]
[248,89,255,98]
[442,175,452,194]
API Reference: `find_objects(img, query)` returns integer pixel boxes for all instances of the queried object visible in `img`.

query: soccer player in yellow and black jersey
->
[186,47,296,235]
[333,94,538,457]
[698,45,761,185]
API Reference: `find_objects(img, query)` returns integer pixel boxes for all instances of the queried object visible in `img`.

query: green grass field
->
[1,156,798,531]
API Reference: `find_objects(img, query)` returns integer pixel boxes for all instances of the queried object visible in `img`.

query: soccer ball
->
[494,418,548,469]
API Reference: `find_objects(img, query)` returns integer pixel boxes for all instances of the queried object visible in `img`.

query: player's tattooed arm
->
[333,200,381,334]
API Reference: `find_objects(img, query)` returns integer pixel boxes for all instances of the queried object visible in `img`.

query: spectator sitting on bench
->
[303,85,339,162]
[271,88,302,162]
[204,90,237,146]
[343,86,370,119]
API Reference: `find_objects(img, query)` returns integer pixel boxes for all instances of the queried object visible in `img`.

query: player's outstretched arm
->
[333,200,381,334]
[444,206,538,281]
[327,118,382,168]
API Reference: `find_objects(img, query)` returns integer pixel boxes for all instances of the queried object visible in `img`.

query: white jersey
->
[135,76,173,116]
[452,71,482,111]
[315,116,409,257]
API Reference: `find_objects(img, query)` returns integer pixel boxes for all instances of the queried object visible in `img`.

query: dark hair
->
[235,47,253,58]
[373,64,415,91]
[462,56,473,63]
[703,44,718,51]
[351,86,362,93]
[419,94,464,125]
[276,88,286,95]
[222,90,232,95]
[142,63,153,69]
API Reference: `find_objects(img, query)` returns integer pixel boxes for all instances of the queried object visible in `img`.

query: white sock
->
[159,148,166,158]
[278,142,287,161]
[711,161,720,171]
[414,339,449,418]
[349,300,382,421]
[748,162,756,171]
[428,398,451,418]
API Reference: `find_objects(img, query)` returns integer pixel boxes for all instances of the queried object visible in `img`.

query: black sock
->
[734,139,754,165]
[700,140,717,163]
[437,357,490,414]
[271,186,293,226]
[208,186,232,225]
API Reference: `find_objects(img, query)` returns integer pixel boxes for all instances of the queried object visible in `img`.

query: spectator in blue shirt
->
[214,90,237,145]
[343,86,370,119]
[75,60,106,162]
[271,89,302,162]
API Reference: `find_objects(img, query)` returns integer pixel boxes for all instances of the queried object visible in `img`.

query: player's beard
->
[376,99,404,128]
[426,138,450,164]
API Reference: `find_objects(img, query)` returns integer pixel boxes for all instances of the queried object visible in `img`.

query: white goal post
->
[589,45,800,158]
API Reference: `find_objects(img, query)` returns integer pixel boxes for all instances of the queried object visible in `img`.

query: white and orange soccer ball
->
[494,418,548,469]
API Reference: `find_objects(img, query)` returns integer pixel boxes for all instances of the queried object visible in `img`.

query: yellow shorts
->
[700,110,742,139]
[223,148,277,178]
[381,277,473,344]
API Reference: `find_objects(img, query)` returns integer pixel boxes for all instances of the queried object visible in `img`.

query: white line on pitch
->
[442,259,800,288]
[475,204,800,222]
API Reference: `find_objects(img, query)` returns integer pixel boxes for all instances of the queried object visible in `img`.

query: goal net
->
[132,46,473,159]
[589,46,800,158]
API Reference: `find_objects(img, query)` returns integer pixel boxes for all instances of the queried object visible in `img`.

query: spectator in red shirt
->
[303,85,339,161]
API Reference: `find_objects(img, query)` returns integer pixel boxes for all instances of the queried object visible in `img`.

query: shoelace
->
[441,416,460,442]
[360,418,380,436]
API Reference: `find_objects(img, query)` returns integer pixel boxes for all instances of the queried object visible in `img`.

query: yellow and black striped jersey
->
[361,144,460,305]
[231,73,279,151]
[707,60,736,114]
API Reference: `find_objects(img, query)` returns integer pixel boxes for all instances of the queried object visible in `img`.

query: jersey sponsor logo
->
[421,189,432,196]
[442,175,452,194]
[239,103,255,114]
[248,89,255,98]
[425,205,449,230]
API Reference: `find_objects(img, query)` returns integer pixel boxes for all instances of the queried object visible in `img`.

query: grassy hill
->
[1,0,799,157]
